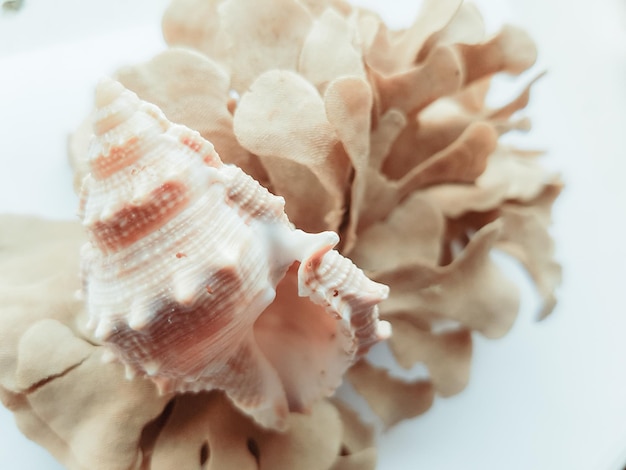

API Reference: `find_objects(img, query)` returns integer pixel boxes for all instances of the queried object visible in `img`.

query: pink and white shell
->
[78,78,390,429]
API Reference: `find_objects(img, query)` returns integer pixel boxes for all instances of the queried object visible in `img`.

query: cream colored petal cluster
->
[155,0,561,419]
[2,0,562,467]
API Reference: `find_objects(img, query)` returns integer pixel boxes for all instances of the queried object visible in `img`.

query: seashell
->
[78,78,390,429]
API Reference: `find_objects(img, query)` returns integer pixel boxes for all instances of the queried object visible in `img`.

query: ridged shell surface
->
[79,79,390,429]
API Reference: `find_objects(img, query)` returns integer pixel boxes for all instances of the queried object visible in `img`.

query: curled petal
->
[115,48,268,184]
[368,108,406,171]
[385,315,472,396]
[346,360,434,428]
[408,72,544,169]
[360,122,497,229]
[351,192,444,271]
[383,116,497,183]
[395,121,496,194]
[418,2,486,60]
[497,183,563,319]
[162,0,227,60]
[324,76,373,252]
[457,25,537,85]
[365,0,462,75]
[330,400,377,470]
[233,70,350,232]
[423,146,558,218]
[299,8,365,92]
[218,0,313,91]
[14,319,92,392]
[375,221,520,338]
[372,45,463,114]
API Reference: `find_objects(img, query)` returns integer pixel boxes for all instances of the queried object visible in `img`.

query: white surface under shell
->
[1,0,626,469]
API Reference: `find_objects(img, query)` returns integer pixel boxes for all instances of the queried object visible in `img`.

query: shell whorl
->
[79,79,389,429]
[299,248,391,355]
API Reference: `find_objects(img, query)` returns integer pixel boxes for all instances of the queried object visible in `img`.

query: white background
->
[1,0,626,469]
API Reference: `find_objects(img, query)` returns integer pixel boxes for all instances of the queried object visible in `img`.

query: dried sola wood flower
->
[144,0,562,425]
[62,0,564,445]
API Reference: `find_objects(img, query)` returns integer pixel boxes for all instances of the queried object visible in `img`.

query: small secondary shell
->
[79,78,389,429]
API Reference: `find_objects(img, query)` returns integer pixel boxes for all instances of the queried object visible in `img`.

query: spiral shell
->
[79,78,389,429]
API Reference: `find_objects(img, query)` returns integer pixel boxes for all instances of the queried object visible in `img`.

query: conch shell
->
[78,78,390,429]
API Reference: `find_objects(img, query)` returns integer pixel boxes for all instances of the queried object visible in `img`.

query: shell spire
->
[79,79,388,429]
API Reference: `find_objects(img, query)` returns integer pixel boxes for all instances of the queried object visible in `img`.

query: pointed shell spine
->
[300,248,390,355]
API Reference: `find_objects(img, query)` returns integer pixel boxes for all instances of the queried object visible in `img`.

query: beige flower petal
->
[329,402,377,470]
[2,385,90,470]
[369,108,406,171]
[353,8,383,58]
[359,122,498,230]
[396,121,496,195]
[372,45,463,114]
[151,391,343,470]
[498,183,563,319]
[362,122,496,229]
[384,107,451,173]
[454,76,492,112]
[0,285,84,393]
[297,0,352,17]
[115,48,268,184]
[162,0,227,60]
[218,0,313,92]
[385,315,472,396]
[443,210,500,262]
[405,72,542,169]
[418,2,486,61]
[346,360,434,428]
[233,70,350,232]
[0,217,84,391]
[375,221,520,338]
[25,350,169,470]
[366,0,462,75]
[458,25,537,85]
[383,107,497,183]
[351,192,444,271]
[14,319,92,392]
[324,76,372,252]
[332,399,375,454]
[491,75,545,122]
[423,146,556,218]
[356,168,401,231]
[299,8,365,92]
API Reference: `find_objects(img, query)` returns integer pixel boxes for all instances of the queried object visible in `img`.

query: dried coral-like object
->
[156,0,562,425]
[79,78,389,429]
